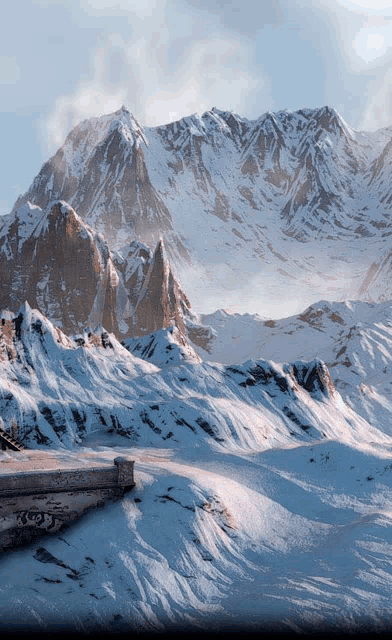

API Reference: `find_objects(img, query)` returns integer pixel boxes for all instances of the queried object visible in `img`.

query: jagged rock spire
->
[0,203,193,341]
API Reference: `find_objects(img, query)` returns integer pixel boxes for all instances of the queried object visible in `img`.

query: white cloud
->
[367,33,385,49]
[139,36,264,125]
[42,9,269,153]
[43,83,128,153]
[79,0,158,16]
[336,0,392,11]
[359,68,392,130]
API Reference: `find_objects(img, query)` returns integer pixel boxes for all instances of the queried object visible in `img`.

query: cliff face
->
[17,109,174,250]
[0,200,194,340]
[0,201,120,336]
[126,239,191,336]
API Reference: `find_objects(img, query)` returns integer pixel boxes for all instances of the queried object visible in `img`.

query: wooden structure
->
[0,426,25,451]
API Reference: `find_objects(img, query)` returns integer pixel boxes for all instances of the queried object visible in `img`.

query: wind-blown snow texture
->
[2,303,379,451]
[197,300,392,440]
[1,303,392,634]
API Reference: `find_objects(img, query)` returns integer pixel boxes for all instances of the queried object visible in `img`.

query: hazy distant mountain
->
[11,104,392,314]
[356,246,392,302]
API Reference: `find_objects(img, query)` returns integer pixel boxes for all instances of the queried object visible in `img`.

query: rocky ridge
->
[0,199,195,340]
[0,301,384,451]
[195,298,392,437]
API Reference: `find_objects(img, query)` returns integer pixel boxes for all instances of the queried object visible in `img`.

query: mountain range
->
[9,104,392,316]
[2,105,392,634]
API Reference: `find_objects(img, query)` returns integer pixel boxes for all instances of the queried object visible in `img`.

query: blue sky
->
[1,0,392,215]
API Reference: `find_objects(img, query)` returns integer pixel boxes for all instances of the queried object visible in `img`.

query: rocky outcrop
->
[123,325,202,367]
[0,200,194,341]
[128,238,190,336]
[13,105,386,249]
[0,200,119,336]
[14,107,175,250]
[286,359,336,399]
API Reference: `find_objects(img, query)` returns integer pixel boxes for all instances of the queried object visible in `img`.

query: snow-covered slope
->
[2,439,392,633]
[195,299,392,438]
[123,325,202,366]
[0,302,386,451]
[1,303,392,632]
[4,103,392,633]
[10,105,392,315]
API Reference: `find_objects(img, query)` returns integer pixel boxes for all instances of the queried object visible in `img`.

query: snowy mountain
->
[10,104,392,315]
[2,303,392,633]
[1,302,381,451]
[195,299,392,438]
[123,324,202,367]
[0,200,193,340]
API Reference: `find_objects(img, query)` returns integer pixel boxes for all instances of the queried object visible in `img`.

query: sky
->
[1,0,392,216]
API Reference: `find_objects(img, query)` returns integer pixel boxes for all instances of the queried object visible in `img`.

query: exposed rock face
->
[0,200,194,340]
[0,299,376,452]
[0,201,120,336]
[13,105,392,250]
[287,359,336,399]
[16,108,175,251]
[128,238,190,336]
[106,237,196,339]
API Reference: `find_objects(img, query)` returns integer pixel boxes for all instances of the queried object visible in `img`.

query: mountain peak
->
[106,108,147,147]
[49,200,78,219]
[154,237,165,256]
[311,105,353,136]
[17,299,32,318]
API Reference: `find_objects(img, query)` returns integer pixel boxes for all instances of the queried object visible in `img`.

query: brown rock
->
[0,201,119,336]
[0,201,195,342]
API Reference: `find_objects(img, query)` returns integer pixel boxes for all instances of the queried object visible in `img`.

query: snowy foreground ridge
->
[2,304,392,633]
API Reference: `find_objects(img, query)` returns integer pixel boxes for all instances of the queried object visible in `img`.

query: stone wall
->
[0,457,135,551]
[0,457,134,496]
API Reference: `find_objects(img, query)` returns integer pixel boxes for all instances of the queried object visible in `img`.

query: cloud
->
[140,36,264,125]
[41,2,270,153]
[359,67,392,130]
[336,0,392,11]
[78,0,159,18]
[42,81,128,154]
